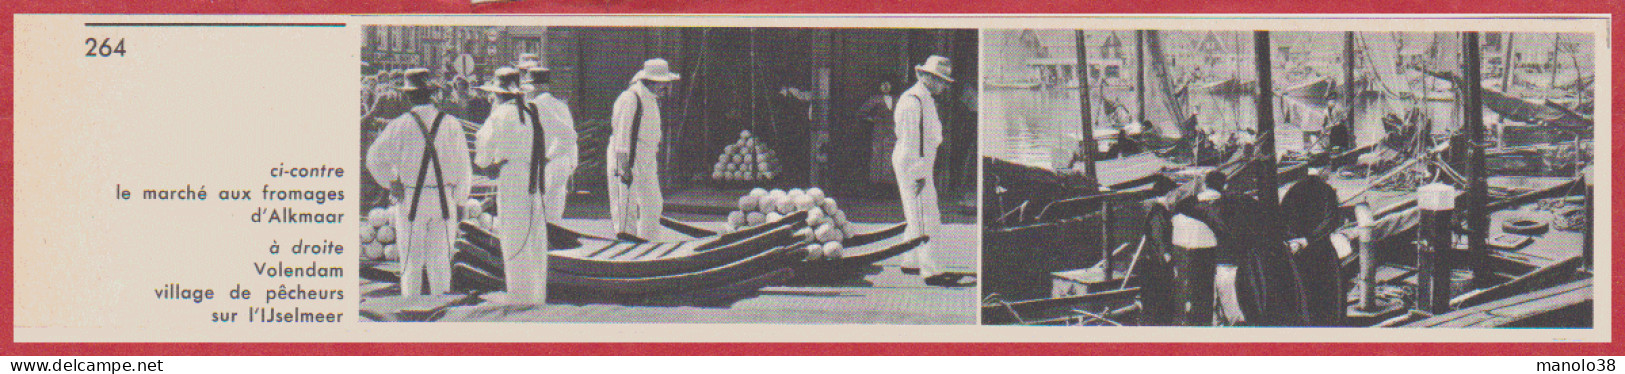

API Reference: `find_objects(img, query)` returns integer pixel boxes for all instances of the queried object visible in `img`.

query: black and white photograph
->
[357,25,980,324]
[980,29,1595,327]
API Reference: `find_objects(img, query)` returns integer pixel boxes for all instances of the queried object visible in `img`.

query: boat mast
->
[1075,30,1099,182]
[1500,32,1515,92]
[1253,31,1282,234]
[1463,31,1491,288]
[1137,30,1146,123]
[1549,33,1560,98]
[1496,32,1515,150]
[1340,31,1356,150]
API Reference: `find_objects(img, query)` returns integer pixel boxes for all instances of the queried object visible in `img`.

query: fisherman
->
[1281,168,1346,326]
[894,55,963,286]
[365,68,473,297]
[1169,188,1221,326]
[608,58,679,240]
[1210,172,1309,327]
[473,67,550,304]
[523,64,579,221]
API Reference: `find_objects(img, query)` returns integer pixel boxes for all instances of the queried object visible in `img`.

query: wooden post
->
[1416,183,1458,314]
[1075,30,1099,183]
[1583,165,1593,271]
[1354,203,1377,311]
[1463,32,1491,288]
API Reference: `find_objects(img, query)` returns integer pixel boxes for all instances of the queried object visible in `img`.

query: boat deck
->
[360,219,978,324]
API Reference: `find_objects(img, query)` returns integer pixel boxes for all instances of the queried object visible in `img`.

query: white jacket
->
[891,82,943,182]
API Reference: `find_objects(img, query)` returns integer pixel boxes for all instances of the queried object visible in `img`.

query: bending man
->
[608,58,679,240]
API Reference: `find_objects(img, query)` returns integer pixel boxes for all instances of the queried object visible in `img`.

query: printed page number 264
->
[85,38,126,57]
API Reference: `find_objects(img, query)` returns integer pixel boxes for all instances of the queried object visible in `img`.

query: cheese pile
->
[360,206,399,261]
[360,199,493,261]
[724,187,851,260]
[711,130,781,181]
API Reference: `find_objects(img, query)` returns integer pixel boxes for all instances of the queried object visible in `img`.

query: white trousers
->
[395,190,455,297]
[493,162,551,303]
[543,155,578,221]
[608,156,663,240]
[894,174,942,274]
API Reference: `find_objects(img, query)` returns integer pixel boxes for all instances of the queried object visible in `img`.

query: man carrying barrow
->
[474,67,550,304]
[893,55,971,286]
[366,68,473,297]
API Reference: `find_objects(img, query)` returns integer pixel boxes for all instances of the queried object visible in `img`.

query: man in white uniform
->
[524,65,578,221]
[473,67,550,304]
[608,58,679,240]
[894,55,952,284]
[366,68,473,296]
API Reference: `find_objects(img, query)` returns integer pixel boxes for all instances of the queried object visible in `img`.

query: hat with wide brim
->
[397,68,437,92]
[479,67,530,94]
[515,53,541,70]
[521,66,552,89]
[630,58,681,83]
[914,55,955,82]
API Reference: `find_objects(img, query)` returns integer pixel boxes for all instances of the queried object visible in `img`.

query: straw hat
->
[479,67,528,94]
[397,68,436,92]
[522,66,552,91]
[914,55,955,82]
[630,58,680,84]
[515,53,541,70]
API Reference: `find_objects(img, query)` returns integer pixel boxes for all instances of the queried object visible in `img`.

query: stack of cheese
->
[360,199,493,262]
[360,206,399,261]
[711,130,781,181]
[459,198,494,233]
[724,187,851,260]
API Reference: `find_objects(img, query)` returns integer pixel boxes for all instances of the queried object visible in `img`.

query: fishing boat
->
[1194,77,1256,96]
[983,31,1594,328]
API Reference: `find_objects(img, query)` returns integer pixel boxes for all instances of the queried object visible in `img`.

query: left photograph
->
[357,25,980,324]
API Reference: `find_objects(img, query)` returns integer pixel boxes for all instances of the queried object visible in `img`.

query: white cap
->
[1197,189,1221,202]
[1353,202,1375,228]
[1417,183,1458,211]
[1170,214,1218,249]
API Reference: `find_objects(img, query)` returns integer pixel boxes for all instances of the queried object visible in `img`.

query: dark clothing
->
[1281,175,1347,326]
[861,94,898,184]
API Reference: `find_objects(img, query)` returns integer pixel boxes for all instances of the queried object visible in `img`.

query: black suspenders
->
[913,95,926,159]
[624,92,644,184]
[407,111,451,221]
[520,99,548,194]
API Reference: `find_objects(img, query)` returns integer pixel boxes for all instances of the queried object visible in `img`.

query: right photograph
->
[980,29,1596,327]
